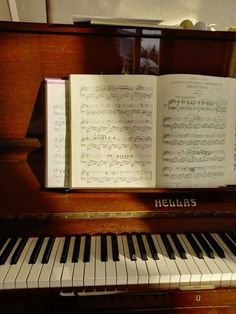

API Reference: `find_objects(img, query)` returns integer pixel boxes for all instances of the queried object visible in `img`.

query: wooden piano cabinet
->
[1,22,236,313]
[1,289,236,313]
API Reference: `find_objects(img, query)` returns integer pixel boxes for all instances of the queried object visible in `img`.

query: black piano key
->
[194,232,214,258]
[185,233,203,259]
[101,234,108,262]
[160,233,175,259]
[136,233,148,260]
[203,232,225,258]
[60,236,71,263]
[72,235,81,263]
[42,236,55,264]
[83,235,91,262]
[226,231,236,244]
[111,233,119,261]
[170,233,187,259]
[218,232,236,256]
[29,236,44,264]
[11,237,28,265]
[0,237,18,265]
[146,233,158,260]
[126,233,136,261]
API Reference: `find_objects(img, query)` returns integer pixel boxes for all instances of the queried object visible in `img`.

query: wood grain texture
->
[1,22,236,312]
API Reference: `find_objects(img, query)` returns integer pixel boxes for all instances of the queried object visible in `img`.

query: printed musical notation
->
[46,79,69,187]
[167,98,227,113]
[158,76,230,187]
[79,84,153,102]
[234,123,236,180]
[77,80,156,187]
[54,168,69,180]
[163,115,226,130]
[162,149,225,163]
[162,164,225,184]
[53,103,68,116]
[162,133,225,146]
[80,152,151,168]
[80,170,152,185]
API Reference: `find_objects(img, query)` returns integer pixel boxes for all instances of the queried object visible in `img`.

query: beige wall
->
[1,0,236,30]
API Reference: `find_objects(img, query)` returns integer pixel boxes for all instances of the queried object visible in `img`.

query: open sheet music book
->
[45,74,236,189]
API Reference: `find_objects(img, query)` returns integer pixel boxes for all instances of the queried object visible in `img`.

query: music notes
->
[162,149,225,163]
[162,165,225,187]
[157,74,234,188]
[80,170,152,185]
[167,98,227,113]
[163,114,226,130]
[70,75,157,187]
[45,79,69,188]
[79,84,153,102]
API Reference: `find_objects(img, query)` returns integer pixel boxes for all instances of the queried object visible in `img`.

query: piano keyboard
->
[0,232,236,291]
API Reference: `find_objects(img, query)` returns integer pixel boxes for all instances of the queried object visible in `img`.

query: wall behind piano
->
[1,0,236,30]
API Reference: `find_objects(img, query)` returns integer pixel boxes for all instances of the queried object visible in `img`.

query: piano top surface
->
[1,21,236,235]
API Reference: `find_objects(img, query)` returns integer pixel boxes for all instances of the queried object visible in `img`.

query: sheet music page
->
[70,74,157,188]
[157,74,235,188]
[45,79,69,188]
[233,102,236,183]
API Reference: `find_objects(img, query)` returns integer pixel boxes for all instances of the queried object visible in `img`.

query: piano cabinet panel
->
[1,217,236,236]
[1,289,236,313]
[1,144,236,234]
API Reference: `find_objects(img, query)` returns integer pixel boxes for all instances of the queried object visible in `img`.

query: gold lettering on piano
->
[180,284,215,291]
[154,198,197,208]
[196,295,201,302]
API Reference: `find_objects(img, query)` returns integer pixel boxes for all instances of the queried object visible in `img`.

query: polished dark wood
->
[1,21,236,313]
[0,288,236,314]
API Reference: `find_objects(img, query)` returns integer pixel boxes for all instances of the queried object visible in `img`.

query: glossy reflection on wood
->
[1,22,236,313]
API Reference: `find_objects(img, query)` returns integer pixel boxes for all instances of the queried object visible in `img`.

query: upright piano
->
[1,21,236,313]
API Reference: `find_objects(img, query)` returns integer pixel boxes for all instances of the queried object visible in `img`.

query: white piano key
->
[0,238,22,289]
[132,234,148,285]
[27,237,49,288]
[156,235,180,289]
[151,235,170,289]
[212,233,236,287]
[73,236,86,288]
[95,235,106,287]
[106,235,117,287]
[0,238,10,253]
[167,234,191,286]
[202,233,232,287]
[61,236,75,287]
[38,237,61,288]
[0,238,12,259]
[192,234,221,287]
[122,235,138,285]
[176,235,201,285]
[142,235,160,285]
[15,238,38,289]
[83,236,96,288]
[181,234,212,285]
[4,238,34,289]
[116,236,127,286]
[49,237,65,288]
